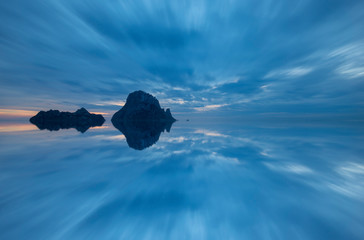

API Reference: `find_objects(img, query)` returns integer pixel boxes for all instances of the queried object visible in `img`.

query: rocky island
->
[111,90,176,150]
[30,108,105,133]
[111,90,176,123]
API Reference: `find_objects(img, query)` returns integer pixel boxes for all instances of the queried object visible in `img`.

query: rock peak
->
[75,107,89,115]
[125,90,161,109]
[112,91,176,123]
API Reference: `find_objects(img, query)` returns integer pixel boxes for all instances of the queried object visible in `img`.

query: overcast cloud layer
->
[0,0,364,115]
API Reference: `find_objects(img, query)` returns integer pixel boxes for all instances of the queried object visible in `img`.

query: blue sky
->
[0,0,364,116]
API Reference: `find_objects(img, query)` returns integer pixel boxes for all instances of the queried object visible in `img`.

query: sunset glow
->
[0,109,38,118]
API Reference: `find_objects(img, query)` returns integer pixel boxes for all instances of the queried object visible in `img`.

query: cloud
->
[264,67,314,79]
[194,104,228,112]
[264,162,314,175]
[328,162,364,198]
[194,129,227,137]
[160,98,187,105]
[336,65,364,79]
[0,0,364,114]
[329,43,364,79]
[93,101,125,107]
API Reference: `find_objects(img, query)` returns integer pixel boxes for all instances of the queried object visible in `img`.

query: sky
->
[0,0,364,117]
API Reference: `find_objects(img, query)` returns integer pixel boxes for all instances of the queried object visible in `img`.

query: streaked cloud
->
[160,98,187,105]
[0,0,363,114]
[194,104,228,112]
[93,101,125,107]
[329,43,364,79]
[336,162,364,178]
[264,162,314,175]
[264,67,314,79]
[336,65,364,79]
[194,129,226,137]
[327,162,364,199]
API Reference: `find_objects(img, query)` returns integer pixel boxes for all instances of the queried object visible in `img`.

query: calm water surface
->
[0,118,363,240]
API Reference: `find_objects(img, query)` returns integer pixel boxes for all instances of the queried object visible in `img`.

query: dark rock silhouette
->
[30,108,105,133]
[111,90,176,150]
[112,90,176,123]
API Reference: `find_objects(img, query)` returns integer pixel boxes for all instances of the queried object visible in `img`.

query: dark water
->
[0,118,364,240]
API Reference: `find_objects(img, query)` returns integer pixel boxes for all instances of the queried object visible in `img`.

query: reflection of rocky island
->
[113,120,174,150]
[30,108,105,133]
[111,90,176,150]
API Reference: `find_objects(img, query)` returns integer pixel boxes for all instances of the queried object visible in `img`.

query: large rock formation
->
[111,90,176,123]
[30,108,105,133]
[111,90,176,150]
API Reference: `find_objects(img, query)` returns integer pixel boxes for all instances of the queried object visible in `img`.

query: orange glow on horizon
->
[0,109,38,117]
[0,124,38,132]
[0,123,111,133]
[89,125,110,130]
[90,112,110,115]
[0,109,111,118]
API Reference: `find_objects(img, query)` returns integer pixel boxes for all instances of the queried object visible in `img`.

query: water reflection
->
[0,119,363,239]
[30,119,104,133]
[112,120,174,150]
[27,115,174,150]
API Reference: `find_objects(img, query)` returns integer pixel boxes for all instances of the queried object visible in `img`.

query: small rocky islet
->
[30,107,105,133]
